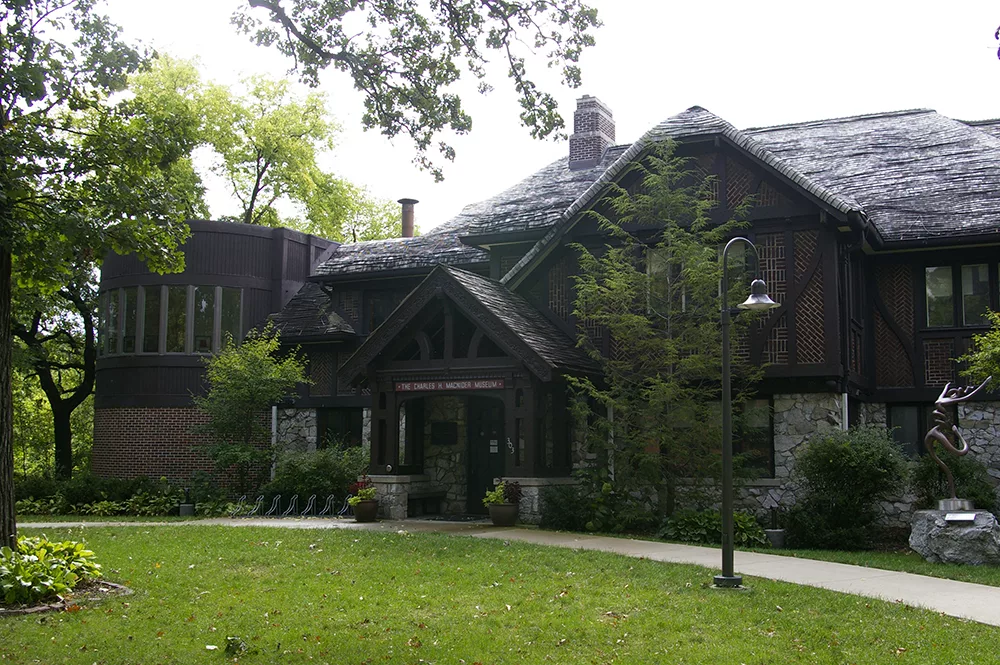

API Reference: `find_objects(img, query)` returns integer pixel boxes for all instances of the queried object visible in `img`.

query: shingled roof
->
[268,282,355,340]
[338,264,598,383]
[311,147,628,278]
[748,110,1000,243]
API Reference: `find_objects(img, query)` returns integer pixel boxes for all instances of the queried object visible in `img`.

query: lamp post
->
[714,237,779,589]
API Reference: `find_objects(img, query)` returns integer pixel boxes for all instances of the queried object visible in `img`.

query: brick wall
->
[569,95,615,169]
[92,407,268,484]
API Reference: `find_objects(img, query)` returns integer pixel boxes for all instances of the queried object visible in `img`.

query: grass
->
[1,525,998,664]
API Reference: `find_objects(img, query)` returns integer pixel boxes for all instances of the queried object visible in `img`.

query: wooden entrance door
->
[466,396,506,514]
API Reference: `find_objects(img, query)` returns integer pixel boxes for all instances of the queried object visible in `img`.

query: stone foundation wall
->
[276,408,317,453]
[503,477,579,524]
[421,397,469,514]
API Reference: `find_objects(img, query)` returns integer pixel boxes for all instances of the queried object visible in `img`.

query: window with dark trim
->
[924,264,994,329]
[735,398,774,477]
[887,403,954,458]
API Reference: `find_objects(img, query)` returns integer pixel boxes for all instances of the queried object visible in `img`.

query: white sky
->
[104,0,1000,233]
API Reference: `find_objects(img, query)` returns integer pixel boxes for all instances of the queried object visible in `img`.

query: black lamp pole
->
[714,237,777,589]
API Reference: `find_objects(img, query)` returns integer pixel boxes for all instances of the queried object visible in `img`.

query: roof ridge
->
[746,108,936,133]
[962,118,1000,126]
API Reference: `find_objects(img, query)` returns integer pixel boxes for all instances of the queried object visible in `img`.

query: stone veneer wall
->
[739,393,843,515]
[421,397,469,514]
[276,408,318,453]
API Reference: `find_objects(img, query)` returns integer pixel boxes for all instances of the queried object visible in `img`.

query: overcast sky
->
[104,1,1000,233]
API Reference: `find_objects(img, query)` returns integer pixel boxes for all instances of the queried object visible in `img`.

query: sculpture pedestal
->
[909,510,1000,565]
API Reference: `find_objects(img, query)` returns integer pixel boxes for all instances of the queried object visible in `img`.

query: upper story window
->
[99,285,242,356]
[925,264,994,328]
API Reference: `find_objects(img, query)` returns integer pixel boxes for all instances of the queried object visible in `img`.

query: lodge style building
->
[94,97,1000,524]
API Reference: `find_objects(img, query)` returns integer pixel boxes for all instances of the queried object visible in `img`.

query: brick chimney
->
[569,95,615,170]
[398,198,418,238]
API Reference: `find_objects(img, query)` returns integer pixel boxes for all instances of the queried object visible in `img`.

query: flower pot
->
[353,499,379,523]
[488,503,518,527]
[764,528,786,549]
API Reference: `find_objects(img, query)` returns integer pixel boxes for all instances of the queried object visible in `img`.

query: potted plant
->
[483,480,522,526]
[348,476,379,522]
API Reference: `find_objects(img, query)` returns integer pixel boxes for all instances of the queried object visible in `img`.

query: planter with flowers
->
[348,476,378,522]
[482,481,522,526]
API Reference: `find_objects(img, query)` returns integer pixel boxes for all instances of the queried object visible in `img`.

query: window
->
[962,264,990,326]
[646,248,685,315]
[193,286,215,353]
[220,287,241,347]
[122,287,138,353]
[97,291,108,357]
[142,286,161,353]
[925,266,954,327]
[888,404,932,458]
[165,286,187,353]
[106,289,119,354]
[735,398,774,477]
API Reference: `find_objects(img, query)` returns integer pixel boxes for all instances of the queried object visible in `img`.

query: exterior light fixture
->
[715,238,780,589]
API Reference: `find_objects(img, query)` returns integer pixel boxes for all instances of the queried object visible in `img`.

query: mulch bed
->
[0,580,132,617]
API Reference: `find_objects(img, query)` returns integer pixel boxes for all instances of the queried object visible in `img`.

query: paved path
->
[23,517,1000,627]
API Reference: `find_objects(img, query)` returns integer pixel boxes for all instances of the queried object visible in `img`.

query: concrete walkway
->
[23,517,1000,627]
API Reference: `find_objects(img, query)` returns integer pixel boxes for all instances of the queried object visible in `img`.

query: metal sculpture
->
[924,377,991,501]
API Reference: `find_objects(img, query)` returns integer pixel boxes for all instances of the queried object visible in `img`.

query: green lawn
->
[2,525,997,664]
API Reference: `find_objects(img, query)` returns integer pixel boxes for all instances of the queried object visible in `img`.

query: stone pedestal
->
[909,510,1000,565]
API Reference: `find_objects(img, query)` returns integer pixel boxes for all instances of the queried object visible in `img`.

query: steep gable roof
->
[338,265,598,383]
[268,282,355,340]
[748,110,1000,243]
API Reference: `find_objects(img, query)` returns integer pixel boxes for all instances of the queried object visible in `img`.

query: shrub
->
[263,444,367,502]
[787,426,906,550]
[538,479,659,534]
[1,536,101,606]
[911,454,998,514]
[656,509,769,548]
[539,484,590,532]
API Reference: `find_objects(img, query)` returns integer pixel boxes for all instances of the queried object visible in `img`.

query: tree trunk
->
[0,247,17,549]
[52,404,73,480]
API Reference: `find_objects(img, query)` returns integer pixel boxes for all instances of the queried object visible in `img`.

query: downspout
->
[271,405,278,480]
[839,217,868,431]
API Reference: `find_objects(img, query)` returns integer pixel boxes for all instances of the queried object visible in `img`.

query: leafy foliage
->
[657,509,769,548]
[482,481,522,507]
[959,309,1000,383]
[911,454,999,515]
[787,426,907,550]
[233,0,600,179]
[0,536,101,606]
[347,477,376,507]
[263,444,367,503]
[195,324,309,495]
[567,142,762,526]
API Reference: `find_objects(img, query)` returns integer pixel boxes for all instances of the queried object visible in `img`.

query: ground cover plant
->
[1,525,998,664]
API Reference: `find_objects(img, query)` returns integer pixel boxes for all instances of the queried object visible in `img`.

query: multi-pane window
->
[193,286,215,353]
[962,264,990,326]
[100,285,242,356]
[925,264,994,328]
[122,287,138,353]
[165,286,187,352]
[735,398,774,477]
[142,286,161,353]
[925,266,954,327]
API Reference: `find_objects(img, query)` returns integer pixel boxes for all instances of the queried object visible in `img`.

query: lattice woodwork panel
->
[609,334,628,363]
[310,351,334,397]
[726,157,752,210]
[548,256,570,320]
[338,290,360,325]
[336,352,355,395]
[756,180,783,207]
[797,263,826,364]
[874,309,913,387]
[850,327,863,375]
[733,330,751,363]
[764,313,788,365]
[924,339,955,387]
[584,317,604,348]
[695,153,720,202]
[876,264,914,336]
[500,255,518,278]
[794,230,817,281]
[757,233,786,304]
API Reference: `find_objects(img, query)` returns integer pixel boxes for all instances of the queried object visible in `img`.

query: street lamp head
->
[738,279,779,311]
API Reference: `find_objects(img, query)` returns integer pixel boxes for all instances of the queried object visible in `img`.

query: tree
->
[233,0,601,180]
[0,1,195,548]
[11,269,97,479]
[566,144,762,531]
[959,310,1000,382]
[194,325,309,495]
[143,57,397,241]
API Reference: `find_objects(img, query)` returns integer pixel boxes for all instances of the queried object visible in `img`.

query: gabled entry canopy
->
[339,265,598,384]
